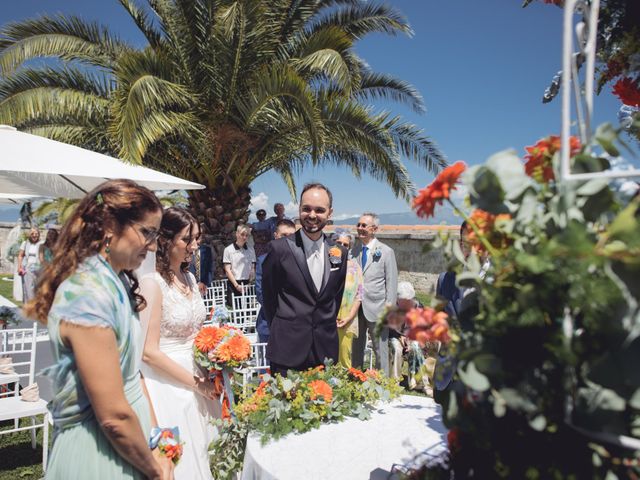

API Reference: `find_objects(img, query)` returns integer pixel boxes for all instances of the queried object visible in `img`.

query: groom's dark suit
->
[262,230,348,371]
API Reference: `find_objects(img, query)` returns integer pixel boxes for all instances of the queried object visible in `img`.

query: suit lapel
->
[287,230,319,296]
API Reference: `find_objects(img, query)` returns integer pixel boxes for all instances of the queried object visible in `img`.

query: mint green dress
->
[45,255,152,479]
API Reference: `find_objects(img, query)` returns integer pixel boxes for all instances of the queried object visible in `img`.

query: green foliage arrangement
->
[209,362,401,479]
[410,126,640,479]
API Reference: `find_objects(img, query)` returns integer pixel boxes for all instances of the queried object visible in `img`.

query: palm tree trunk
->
[187,183,252,279]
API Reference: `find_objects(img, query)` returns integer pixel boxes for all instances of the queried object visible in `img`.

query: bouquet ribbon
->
[212,368,236,420]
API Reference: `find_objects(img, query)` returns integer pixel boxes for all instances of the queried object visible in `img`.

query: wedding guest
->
[262,183,348,376]
[140,207,219,480]
[24,179,173,480]
[351,213,398,374]
[223,224,256,305]
[255,218,296,345]
[39,228,59,268]
[17,227,42,301]
[437,221,469,319]
[265,202,287,239]
[332,231,363,368]
[188,230,215,296]
[251,209,271,257]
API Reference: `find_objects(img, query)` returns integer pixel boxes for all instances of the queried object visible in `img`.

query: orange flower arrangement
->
[524,135,581,183]
[413,161,467,218]
[308,380,333,403]
[329,246,342,258]
[466,209,512,253]
[405,307,451,346]
[348,367,367,382]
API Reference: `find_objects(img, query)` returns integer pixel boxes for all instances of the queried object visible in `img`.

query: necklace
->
[172,271,192,297]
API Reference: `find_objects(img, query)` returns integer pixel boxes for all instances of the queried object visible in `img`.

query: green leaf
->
[280,378,294,392]
[458,361,490,392]
[630,389,640,410]
[485,149,534,201]
[466,165,507,214]
[594,123,620,157]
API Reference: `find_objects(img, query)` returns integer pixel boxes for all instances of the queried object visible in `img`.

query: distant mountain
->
[332,203,464,227]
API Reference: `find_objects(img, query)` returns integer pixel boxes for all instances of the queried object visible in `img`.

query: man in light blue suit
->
[351,212,398,375]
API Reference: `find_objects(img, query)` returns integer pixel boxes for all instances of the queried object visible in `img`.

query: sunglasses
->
[356,223,371,228]
[131,222,161,244]
[336,241,350,248]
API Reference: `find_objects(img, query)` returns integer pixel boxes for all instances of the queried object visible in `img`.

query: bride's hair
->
[156,207,199,284]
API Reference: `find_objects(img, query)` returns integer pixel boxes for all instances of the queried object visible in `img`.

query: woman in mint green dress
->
[24,179,173,480]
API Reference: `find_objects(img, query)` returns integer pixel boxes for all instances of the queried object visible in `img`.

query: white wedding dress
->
[141,272,219,480]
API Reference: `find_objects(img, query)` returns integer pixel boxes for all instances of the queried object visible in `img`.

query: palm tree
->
[0,0,446,272]
[33,198,79,225]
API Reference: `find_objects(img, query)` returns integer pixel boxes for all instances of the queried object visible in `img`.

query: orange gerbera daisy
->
[308,380,333,403]
[405,307,451,346]
[466,209,512,253]
[225,334,251,361]
[194,326,226,352]
[348,367,367,382]
[329,246,342,258]
[524,135,580,183]
[364,369,380,381]
[413,161,466,218]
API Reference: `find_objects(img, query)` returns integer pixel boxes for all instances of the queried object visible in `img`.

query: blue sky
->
[0,0,633,222]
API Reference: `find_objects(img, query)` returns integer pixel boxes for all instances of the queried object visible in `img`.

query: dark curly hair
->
[24,179,163,323]
[155,207,199,284]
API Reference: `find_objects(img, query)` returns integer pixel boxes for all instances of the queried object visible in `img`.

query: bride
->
[140,207,219,479]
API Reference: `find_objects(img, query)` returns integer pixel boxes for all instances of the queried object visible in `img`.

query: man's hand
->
[197,282,206,296]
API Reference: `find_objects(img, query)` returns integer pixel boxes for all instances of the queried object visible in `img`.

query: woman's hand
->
[336,317,348,328]
[151,448,175,480]
[194,377,218,400]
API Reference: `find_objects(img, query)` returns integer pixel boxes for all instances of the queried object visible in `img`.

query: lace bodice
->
[147,272,207,339]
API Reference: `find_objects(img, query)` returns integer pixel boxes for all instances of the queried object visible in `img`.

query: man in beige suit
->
[351,213,398,375]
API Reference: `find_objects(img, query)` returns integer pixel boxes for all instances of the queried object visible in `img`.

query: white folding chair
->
[241,342,268,391]
[229,296,259,333]
[230,285,259,310]
[0,323,50,471]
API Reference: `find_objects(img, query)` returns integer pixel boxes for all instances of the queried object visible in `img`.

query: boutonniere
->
[329,246,343,266]
[372,248,382,260]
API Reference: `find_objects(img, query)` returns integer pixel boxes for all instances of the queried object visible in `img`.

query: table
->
[241,395,447,480]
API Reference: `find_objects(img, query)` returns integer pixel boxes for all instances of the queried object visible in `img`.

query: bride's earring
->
[105,237,112,259]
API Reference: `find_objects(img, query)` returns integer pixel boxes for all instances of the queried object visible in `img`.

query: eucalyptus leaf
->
[528,414,547,431]
[280,378,294,392]
[629,388,640,410]
[595,123,620,157]
[485,149,534,201]
[458,361,490,392]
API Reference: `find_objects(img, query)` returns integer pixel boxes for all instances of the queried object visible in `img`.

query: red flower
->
[348,367,367,382]
[448,428,461,454]
[413,161,467,218]
[612,77,640,107]
[524,135,580,183]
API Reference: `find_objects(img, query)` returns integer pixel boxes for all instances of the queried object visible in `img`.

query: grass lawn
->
[0,417,49,480]
[0,274,20,307]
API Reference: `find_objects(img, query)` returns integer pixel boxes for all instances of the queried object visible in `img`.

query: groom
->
[262,183,348,376]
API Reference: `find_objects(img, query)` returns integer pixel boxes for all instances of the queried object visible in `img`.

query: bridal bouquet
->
[193,325,251,371]
[193,325,252,418]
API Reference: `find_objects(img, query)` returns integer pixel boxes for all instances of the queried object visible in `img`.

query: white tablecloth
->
[241,394,447,480]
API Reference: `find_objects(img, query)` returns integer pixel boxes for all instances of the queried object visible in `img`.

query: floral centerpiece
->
[209,362,401,479]
[406,124,640,478]
[193,325,251,418]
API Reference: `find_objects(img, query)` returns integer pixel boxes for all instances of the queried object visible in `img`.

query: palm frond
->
[0,14,127,74]
[355,71,425,114]
[117,0,163,48]
[309,2,412,40]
